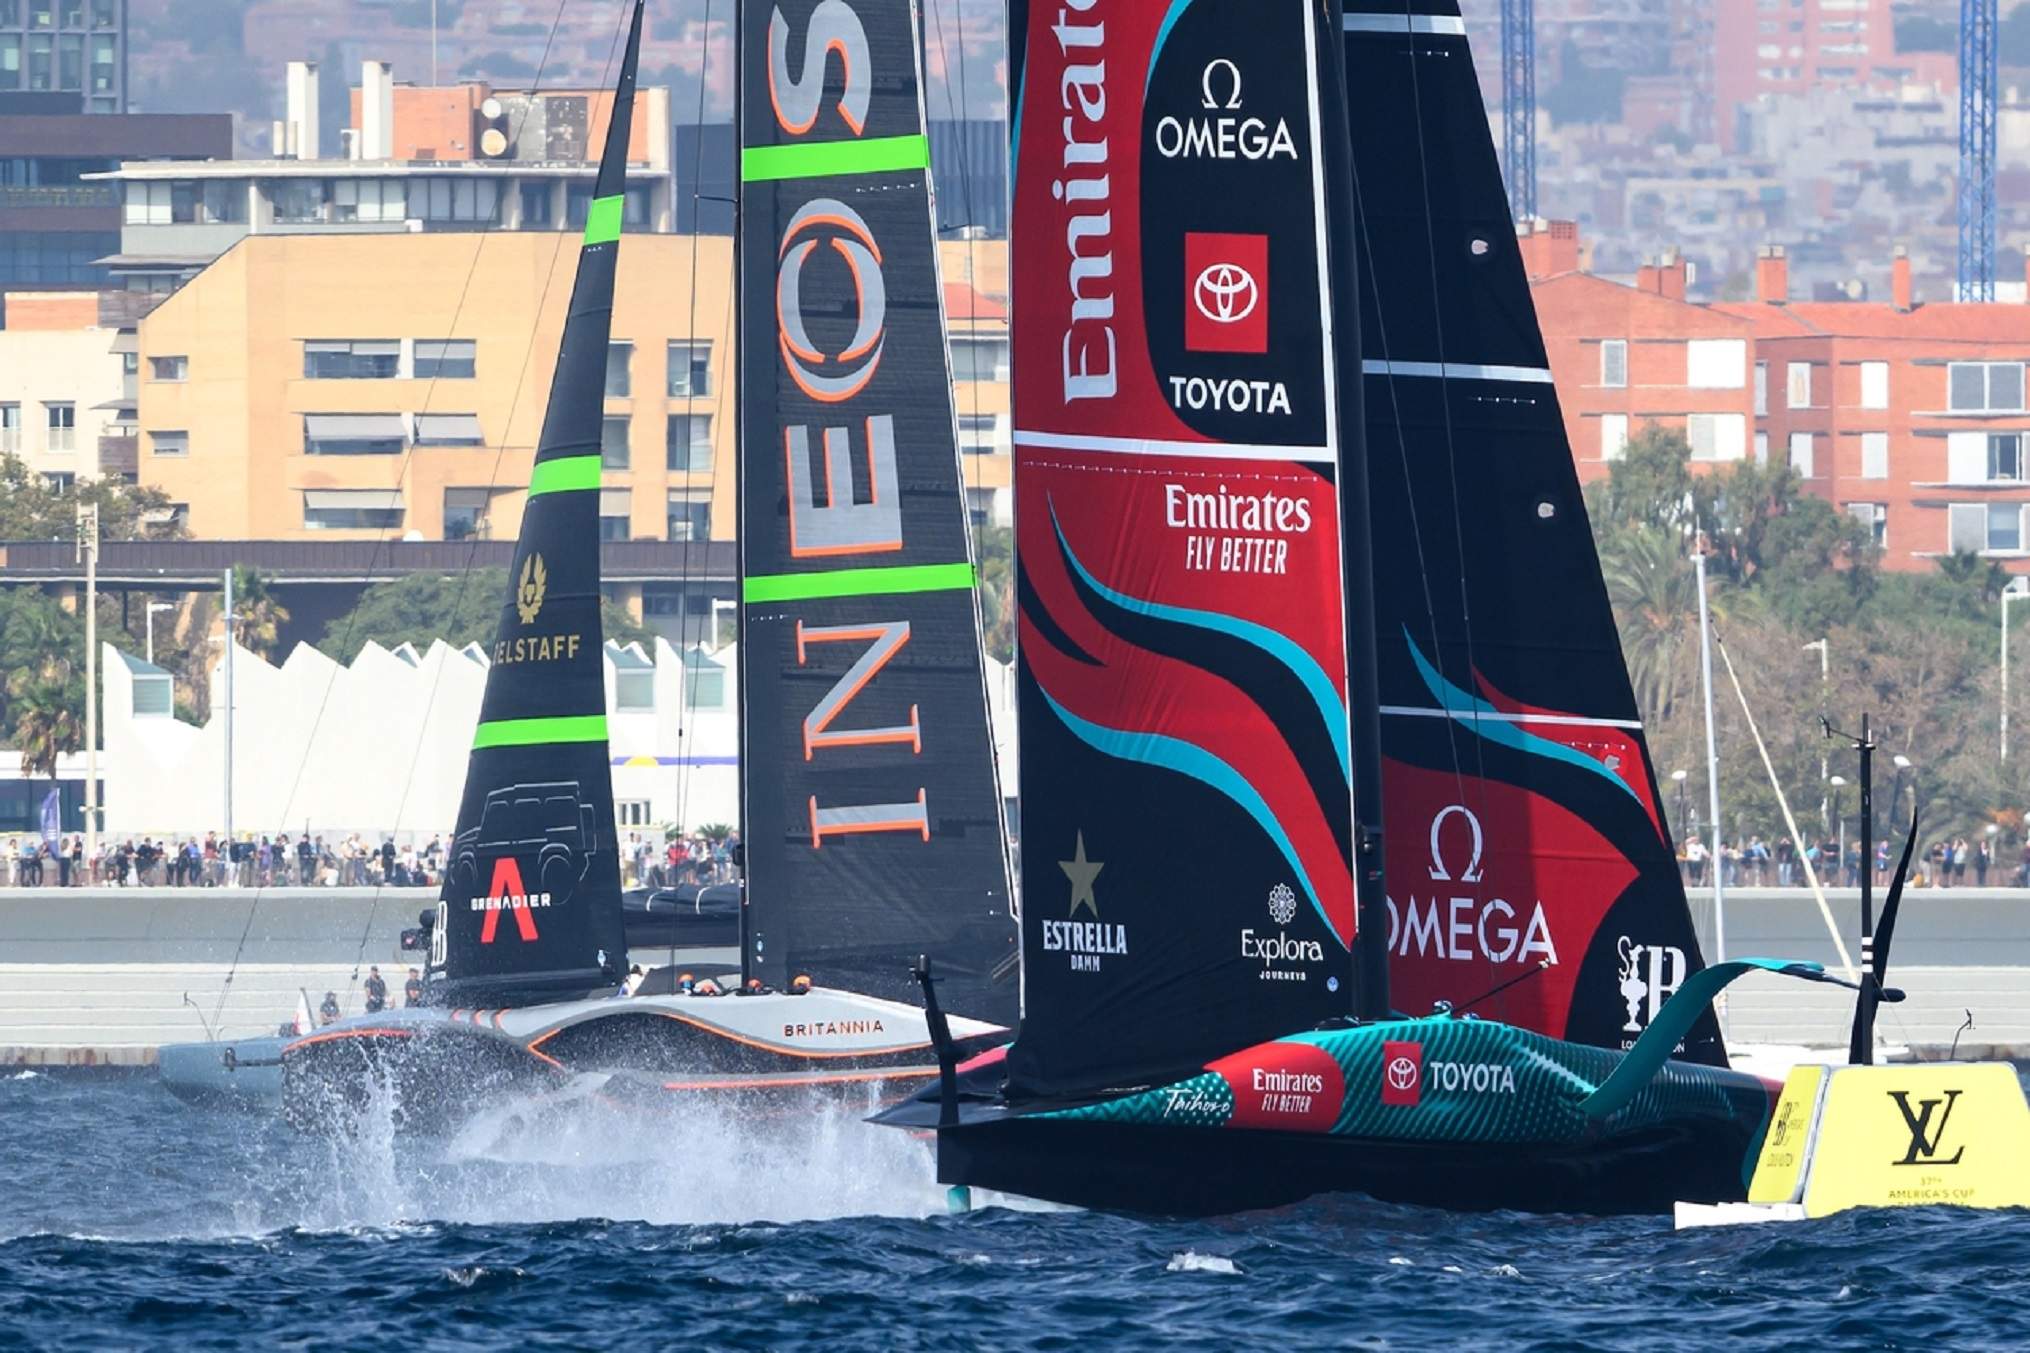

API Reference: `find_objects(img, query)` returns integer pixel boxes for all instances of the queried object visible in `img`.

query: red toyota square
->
[1381,1040,1422,1107]
[1183,232,1269,353]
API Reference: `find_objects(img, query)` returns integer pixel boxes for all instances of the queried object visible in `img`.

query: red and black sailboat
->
[873,0,1835,1215]
[277,0,1018,1128]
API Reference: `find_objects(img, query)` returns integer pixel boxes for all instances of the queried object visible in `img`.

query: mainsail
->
[426,0,643,1008]
[1341,0,1722,1063]
[736,0,1016,1023]
[1003,0,1359,1098]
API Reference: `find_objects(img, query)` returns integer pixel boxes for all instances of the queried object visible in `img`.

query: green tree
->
[228,564,291,660]
[974,523,1014,663]
[0,454,185,542]
[1586,425,1695,534]
[320,568,655,663]
[9,659,83,783]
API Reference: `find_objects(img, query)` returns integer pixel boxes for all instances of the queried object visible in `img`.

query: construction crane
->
[1502,0,1537,222]
[1958,0,1997,301]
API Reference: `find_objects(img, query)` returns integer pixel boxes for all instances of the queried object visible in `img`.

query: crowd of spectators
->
[0,833,444,889]
[1676,831,2015,889]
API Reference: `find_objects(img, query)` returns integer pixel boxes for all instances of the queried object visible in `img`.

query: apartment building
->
[0,288,124,482]
[0,0,125,112]
[1710,0,1955,147]
[92,60,673,294]
[134,229,731,550]
[1525,221,2030,574]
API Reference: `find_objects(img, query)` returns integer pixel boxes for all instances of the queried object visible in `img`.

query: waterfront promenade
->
[1,886,2027,1065]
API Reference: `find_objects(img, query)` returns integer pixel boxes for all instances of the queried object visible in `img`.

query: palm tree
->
[1599,526,1699,723]
[10,660,83,786]
[229,564,291,660]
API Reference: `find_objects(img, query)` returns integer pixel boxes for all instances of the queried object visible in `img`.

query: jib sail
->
[735,0,1016,1024]
[426,0,643,1008]
[1340,0,1722,1064]
[1003,0,1359,1098]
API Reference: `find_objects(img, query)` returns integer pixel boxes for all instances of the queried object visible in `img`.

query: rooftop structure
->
[0,0,127,114]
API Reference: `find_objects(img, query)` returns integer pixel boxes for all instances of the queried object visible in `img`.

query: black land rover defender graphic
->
[453,781,597,908]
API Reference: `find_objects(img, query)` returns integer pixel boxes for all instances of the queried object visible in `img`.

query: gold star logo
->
[1059,831,1103,919]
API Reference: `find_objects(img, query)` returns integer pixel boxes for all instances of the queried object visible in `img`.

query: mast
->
[1317,0,1389,1022]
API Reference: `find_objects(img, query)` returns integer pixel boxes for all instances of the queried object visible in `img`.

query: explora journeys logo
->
[1240,882,1324,981]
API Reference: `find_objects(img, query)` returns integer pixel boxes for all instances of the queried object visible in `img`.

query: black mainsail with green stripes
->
[426,0,642,1008]
[736,0,1016,1023]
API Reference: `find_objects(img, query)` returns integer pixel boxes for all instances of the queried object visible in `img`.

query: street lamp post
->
[76,504,98,869]
[1803,638,1830,820]
[1889,754,1912,829]
[2004,586,2029,760]
[144,601,174,665]
[1830,775,1848,869]
[1671,769,1689,843]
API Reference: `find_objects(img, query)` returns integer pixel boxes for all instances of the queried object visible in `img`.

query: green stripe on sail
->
[740,134,930,183]
[527,455,601,498]
[583,194,624,245]
[472,714,609,750]
[743,561,976,604]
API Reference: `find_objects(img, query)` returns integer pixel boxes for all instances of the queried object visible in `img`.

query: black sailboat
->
[872,0,1835,1215]
[275,0,1016,1128]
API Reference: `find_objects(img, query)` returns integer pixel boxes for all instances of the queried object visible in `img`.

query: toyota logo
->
[1386,1056,1419,1092]
[1193,261,1260,325]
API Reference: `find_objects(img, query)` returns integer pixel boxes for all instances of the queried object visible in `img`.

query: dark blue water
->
[4,1069,2028,1350]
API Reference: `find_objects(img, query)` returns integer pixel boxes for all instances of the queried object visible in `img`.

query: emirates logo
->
[1193,261,1259,325]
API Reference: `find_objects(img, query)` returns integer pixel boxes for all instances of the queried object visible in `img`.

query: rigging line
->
[339,0,632,1005]
[670,0,721,862]
[1392,0,1498,895]
[215,0,587,1028]
[1343,72,1476,818]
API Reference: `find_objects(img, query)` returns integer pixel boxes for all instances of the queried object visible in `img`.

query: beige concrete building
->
[134,230,734,546]
[0,290,128,484]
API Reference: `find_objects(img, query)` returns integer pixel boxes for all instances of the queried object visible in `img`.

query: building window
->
[1948,431,2027,484]
[599,487,631,541]
[1860,361,1889,410]
[415,177,499,223]
[666,414,711,472]
[666,340,711,397]
[1754,360,1768,416]
[1788,431,1813,478]
[519,183,553,226]
[270,178,328,223]
[43,401,73,452]
[303,413,406,455]
[304,339,399,379]
[303,489,404,531]
[0,36,18,92]
[1688,413,1745,462]
[1686,339,1745,389]
[1786,361,1813,409]
[605,341,632,398]
[90,0,113,27]
[1600,339,1628,389]
[26,32,49,91]
[443,487,493,540]
[148,355,186,382]
[125,179,168,225]
[667,490,710,541]
[1599,413,1629,461]
[949,336,1009,382]
[332,178,406,222]
[42,471,73,493]
[1948,362,2026,414]
[413,413,485,446]
[1847,502,1887,548]
[413,338,475,379]
[1991,504,2023,553]
[601,414,630,468]
[684,651,727,708]
[958,412,1004,455]
[150,430,188,458]
[617,799,653,826]
[1860,431,1888,480]
[0,403,18,454]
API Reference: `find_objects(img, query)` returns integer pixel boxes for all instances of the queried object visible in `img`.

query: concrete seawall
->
[3,885,2028,1064]
[0,888,431,1064]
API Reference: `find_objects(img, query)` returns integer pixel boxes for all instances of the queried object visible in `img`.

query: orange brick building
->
[1525,223,2030,574]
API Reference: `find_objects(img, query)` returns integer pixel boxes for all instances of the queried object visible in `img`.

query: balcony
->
[0,185,120,210]
[97,435,137,477]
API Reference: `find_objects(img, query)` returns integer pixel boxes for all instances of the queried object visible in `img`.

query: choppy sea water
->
[5,1070,2030,1350]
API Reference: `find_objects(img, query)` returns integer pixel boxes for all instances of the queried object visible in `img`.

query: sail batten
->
[424,0,644,1008]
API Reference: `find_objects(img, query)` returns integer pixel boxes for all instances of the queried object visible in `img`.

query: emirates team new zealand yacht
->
[278,0,1018,1130]
[873,0,1849,1216]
